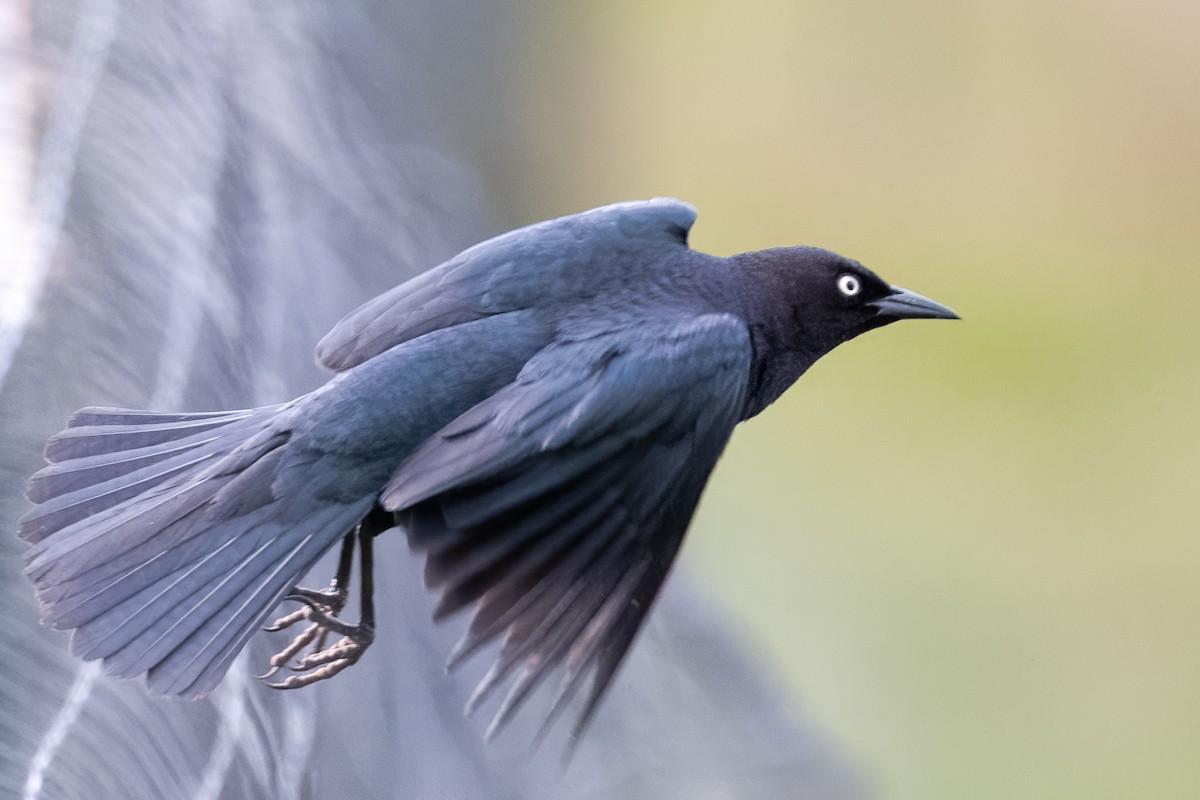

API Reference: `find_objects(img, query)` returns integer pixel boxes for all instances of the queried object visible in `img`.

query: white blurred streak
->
[0,0,117,389]
[22,662,101,800]
[18,3,117,798]
[194,661,248,800]
[0,0,34,388]
[195,650,314,800]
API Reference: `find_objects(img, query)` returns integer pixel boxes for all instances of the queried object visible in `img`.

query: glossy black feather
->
[383,315,751,737]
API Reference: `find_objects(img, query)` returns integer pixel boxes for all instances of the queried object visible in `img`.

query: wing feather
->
[383,313,750,740]
[315,199,696,371]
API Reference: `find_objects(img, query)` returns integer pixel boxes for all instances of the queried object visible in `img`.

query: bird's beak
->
[869,285,959,320]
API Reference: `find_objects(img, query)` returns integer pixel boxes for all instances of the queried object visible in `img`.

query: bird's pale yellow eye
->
[837,274,861,297]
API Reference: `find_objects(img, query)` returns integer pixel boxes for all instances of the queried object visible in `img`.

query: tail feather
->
[90,505,324,673]
[22,407,280,542]
[24,422,253,503]
[23,404,374,698]
[22,452,225,541]
[27,435,225,504]
[33,440,292,626]
[151,502,367,696]
[84,509,300,675]
[151,533,320,694]
[44,407,261,461]
[27,475,233,592]
[70,522,260,661]
[66,407,258,427]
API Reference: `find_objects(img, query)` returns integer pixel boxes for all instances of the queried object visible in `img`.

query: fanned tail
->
[21,405,373,697]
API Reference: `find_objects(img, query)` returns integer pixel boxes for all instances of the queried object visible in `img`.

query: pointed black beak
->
[869,285,959,321]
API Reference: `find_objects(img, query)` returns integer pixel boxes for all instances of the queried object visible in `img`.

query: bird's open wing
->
[314,198,696,371]
[381,313,750,741]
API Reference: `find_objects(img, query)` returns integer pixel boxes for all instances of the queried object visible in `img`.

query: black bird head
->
[730,246,958,417]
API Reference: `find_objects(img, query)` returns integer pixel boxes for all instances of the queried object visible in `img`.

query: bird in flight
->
[21,199,957,743]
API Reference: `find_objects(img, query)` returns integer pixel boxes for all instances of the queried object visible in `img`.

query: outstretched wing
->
[381,313,751,742]
[314,198,697,371]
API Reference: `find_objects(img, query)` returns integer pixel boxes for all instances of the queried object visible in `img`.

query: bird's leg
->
[260,506,389,689]
[262,531,355,643]
[257,533,355,677]
[273,529,375,687]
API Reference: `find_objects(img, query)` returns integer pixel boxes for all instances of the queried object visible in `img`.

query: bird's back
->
[314,198,700,371]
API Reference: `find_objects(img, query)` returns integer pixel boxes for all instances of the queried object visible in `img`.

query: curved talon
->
[268,623,321,664]
[283,592,325,609]
[292,630,374,671]
[263,603,315,632]
[259,526,376,689]
[288,585,347,609]
[266,674,318,690]
[259,591,372,687]
[266,661,351,690]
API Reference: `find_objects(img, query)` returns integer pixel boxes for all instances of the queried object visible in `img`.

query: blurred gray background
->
[0,2,864,799]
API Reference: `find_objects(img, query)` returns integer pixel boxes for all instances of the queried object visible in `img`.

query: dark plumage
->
[20,198,957,740]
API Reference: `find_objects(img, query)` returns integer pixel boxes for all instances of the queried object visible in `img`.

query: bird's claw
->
[281,593,361,636]
[264,627,374,689]
[262,579,347,633]
[256,621,322,679]
[287,585,348,607]
[259,589,373,687]
[261,605,312,634]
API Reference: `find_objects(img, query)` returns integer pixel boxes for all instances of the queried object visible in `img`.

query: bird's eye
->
[837,274,861,297]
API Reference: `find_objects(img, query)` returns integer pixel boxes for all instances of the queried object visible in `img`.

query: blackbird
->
[21,198,957,741]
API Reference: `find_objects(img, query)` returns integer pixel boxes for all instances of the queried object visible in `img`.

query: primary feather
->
[385,315,749,737]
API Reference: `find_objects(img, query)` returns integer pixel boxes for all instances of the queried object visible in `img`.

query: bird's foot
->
[258,590,373,688]
[262,584,348,633]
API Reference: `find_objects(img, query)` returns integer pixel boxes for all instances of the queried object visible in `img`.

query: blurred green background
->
[483,2,1200,798]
